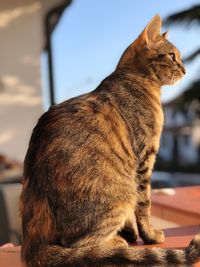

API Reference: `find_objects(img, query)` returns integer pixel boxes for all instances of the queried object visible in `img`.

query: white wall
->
[0,1,43,161]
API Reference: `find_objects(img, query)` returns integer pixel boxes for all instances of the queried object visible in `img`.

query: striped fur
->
[20,15,200,266]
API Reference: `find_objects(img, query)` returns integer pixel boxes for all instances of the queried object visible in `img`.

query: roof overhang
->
[42,0,72,49]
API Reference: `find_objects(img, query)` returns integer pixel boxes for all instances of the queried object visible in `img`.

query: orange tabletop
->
[0,225,200,267]
[152,186,200,225]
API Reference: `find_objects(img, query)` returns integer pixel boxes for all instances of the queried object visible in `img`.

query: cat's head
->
[117,15,185,86]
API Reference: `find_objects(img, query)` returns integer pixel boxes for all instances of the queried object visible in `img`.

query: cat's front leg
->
[135,152,165,244]
[135,194,165,244]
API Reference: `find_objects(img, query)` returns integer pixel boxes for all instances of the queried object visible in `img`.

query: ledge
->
[0,225,200,266]
[152,186,200,225]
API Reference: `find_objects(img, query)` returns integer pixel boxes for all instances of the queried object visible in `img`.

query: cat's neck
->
[94,68,163,143]
[113,68,161,95]
[117,58,162,83]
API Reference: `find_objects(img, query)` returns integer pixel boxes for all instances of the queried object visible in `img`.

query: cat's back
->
[28,92,103,146]
[23,89,134,185]
[27,91,117,149]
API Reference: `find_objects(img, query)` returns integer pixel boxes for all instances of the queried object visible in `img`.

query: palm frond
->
[183,48,200,63]
[164,5,200,26]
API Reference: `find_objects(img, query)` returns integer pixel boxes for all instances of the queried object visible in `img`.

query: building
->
[157,81,200,172]
[0,0,72,245]
[0,0,71,162]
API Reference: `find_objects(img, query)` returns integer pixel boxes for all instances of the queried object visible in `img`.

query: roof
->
[0,1,72,49]
[42,0,72,49]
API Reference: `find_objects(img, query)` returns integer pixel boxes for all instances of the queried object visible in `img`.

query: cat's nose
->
[179,64,186,75]
[181,65,186,75]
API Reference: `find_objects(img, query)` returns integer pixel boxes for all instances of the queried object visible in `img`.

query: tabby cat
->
[20,15,200,266]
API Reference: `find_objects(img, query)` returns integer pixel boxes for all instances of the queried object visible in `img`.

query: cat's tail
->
[22,234,200,267]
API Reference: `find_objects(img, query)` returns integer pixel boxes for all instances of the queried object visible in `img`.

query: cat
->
[20,15,200,267]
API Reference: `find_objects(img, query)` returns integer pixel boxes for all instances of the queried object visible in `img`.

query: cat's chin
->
[169,76,184,86]
[171,79,182,86]
[161,76,183,86]
[160,78,174,86]
[164,79,176,86]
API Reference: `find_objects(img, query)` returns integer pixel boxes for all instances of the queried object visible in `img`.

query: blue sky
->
[42,0,200,108]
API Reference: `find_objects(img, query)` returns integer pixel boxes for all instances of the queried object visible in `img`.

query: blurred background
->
[0,0,200,245]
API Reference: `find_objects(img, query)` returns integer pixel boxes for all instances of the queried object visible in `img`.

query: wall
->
[0,0,43,161]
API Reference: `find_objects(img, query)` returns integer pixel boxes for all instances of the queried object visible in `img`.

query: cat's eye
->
[169,53,176,62]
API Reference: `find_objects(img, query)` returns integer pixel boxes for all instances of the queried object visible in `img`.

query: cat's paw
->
[111,236,129,248]
[142,228,165,244]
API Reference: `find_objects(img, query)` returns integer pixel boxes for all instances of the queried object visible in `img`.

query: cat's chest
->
[145,87,163,127]
[148,101,164,134]
[132,99,164,161]
[134,95,164,136]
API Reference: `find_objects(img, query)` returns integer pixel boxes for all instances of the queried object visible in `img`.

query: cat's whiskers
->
[146,62,154,69]
[160,72,172,83]
[146,62,171,84]
[146,62,161,80]
[149,64,167,83]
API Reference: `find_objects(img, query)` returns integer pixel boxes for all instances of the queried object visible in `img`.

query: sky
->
[42,0,200,108]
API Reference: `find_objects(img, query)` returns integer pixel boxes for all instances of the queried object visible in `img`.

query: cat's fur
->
[20,15,200,266]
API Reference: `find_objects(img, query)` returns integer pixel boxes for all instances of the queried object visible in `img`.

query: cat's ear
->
[139,15,162,45]
[116,15,162,69]
[162,31,169,40]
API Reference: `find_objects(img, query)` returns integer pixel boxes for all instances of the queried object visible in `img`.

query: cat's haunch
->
[20,15,200,267]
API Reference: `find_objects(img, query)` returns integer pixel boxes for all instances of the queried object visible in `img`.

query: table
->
[152,186,200,225]
[0,225,200,267]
